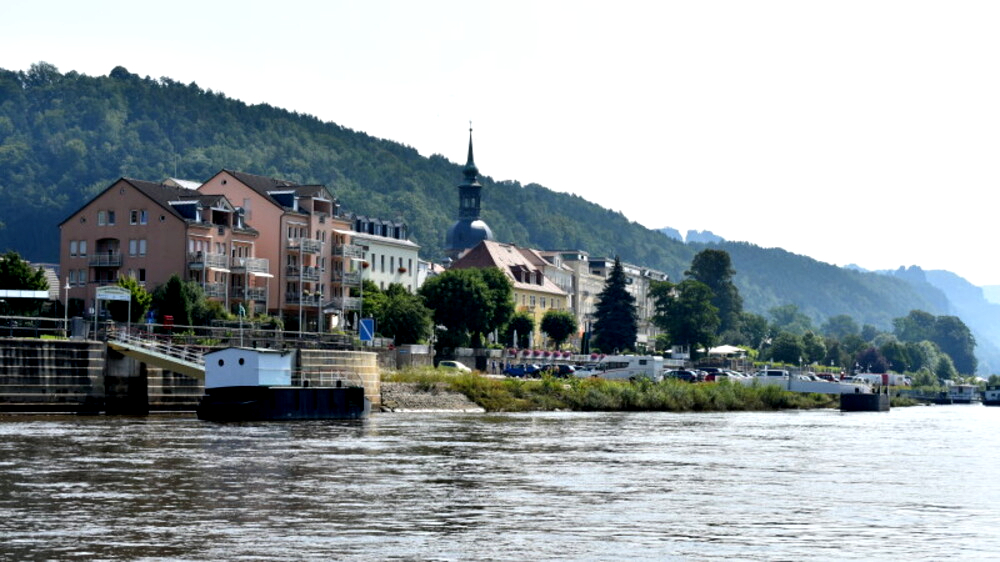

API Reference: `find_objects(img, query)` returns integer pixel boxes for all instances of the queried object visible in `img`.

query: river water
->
[1,405,998,561]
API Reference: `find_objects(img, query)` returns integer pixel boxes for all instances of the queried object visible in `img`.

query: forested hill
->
[0,62,954,331]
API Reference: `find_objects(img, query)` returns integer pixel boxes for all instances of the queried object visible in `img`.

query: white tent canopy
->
[707,345,746,357]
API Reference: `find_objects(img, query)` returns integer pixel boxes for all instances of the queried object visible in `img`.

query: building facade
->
[59,170,394,332]
[450,240,569,348]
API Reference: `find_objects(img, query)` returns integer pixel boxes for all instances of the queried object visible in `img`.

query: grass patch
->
[383,368,839,412]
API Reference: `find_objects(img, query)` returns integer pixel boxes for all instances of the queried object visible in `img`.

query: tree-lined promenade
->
[0,244,987,392]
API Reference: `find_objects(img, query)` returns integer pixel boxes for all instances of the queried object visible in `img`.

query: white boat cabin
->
[203,347,295,389]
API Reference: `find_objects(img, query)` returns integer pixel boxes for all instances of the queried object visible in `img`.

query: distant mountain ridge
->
[1,62,996,372]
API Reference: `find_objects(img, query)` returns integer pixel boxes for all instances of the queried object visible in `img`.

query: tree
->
[541,309,578,349]
[685,249,743,335]
[879,339,912,373]
[737,312,769,349]
[893,310,937,343]
[478,267,515,342]
[821,314,860,340]
[591,257,638,353]
[376,284,432,345]
[933,355,958,381]
[769,331,804,364]
[854,347,890,374]
[418,268,492,348]
[768,304,814,335]
[651,279,719,360]
[108,275,152,323]
[504,311,535,348]
[932,315,977,374]
[0,251,48,315]
[801,331,826,364]
[152,275,194,326]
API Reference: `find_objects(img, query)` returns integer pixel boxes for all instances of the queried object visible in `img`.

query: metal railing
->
[243,286,267,301]
[89,253,122,267]
[109,329,205,370]
[188,252,228,269]
[332,243,364,259]
[287,238,322,254]
[230,257,270,274]
[331,271,361,285]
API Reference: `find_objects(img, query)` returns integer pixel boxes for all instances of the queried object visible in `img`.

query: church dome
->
[446,219,494,251]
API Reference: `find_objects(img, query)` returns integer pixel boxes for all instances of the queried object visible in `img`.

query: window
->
[79,241,87,256]
[530,295,536,307]
[139,210,147,225]
[139,239,147,256]
[70,240,78,257]
[107,211,116,225]
[541,297,547,309]
[130,210,138,225]
[97,211,106,226]
[128,239,137,256]
[138,269,146,282]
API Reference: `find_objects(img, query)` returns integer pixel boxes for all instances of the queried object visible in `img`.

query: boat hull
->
[840,393,890,412]
[197,385,370,421]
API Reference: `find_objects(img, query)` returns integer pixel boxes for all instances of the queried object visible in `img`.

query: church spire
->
[463,125,480,185]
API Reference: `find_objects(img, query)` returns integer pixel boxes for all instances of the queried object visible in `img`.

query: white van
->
[574,355,663,381]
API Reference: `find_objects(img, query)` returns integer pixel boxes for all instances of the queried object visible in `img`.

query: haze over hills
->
[1,62,997,372]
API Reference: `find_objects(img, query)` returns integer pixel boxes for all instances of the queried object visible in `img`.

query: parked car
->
[504,364,541,378]
[438,360,472,372]
[664,370,699,383]
[543,364,576,378]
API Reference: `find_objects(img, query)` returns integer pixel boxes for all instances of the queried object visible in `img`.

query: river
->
[1,405,998,561]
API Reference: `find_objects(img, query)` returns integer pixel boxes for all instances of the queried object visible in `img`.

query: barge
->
[196,347,370,421]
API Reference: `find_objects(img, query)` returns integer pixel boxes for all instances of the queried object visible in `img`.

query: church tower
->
[445,127,494,259]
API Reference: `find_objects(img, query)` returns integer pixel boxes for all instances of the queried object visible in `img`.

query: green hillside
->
[0,62,956,334]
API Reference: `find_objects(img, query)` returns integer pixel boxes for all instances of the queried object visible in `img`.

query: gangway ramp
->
[107,332,206,379]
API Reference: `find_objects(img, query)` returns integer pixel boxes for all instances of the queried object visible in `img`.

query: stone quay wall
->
[0,338,106,413]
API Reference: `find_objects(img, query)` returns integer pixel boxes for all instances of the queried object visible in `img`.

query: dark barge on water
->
[197,347,370,421]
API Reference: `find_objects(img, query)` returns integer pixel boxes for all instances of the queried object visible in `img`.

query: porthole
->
[80,217,86,223]
[160,215,166,222]
[238,358,245,366]
[218,359,224,367]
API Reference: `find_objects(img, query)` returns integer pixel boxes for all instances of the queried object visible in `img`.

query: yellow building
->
[449,240,569,348]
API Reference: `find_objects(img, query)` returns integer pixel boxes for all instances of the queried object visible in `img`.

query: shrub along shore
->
[382,369,839,413]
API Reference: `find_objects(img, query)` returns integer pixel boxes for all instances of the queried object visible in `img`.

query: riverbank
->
[381,370,840,412]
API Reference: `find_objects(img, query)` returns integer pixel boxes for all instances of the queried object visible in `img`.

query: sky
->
[3,1,1000,285]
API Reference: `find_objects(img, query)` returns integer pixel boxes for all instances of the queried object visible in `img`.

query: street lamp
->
[350,257,365,334]
[63,277,70,337]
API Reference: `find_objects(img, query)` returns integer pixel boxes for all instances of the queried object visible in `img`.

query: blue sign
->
[359,318,375,342]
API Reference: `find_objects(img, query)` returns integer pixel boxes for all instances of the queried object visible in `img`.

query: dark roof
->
[220,170,335,210]
[59,177,200,226]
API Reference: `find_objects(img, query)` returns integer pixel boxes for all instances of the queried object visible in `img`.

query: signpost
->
[359,317,375,344]
[96,285,132,337]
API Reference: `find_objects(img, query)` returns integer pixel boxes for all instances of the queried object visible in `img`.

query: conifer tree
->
[591,256,638,353]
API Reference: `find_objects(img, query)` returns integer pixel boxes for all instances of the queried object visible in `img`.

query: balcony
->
[188,252,228,270]
[331,243,364,259]
[89,253,122,267]
[287,238,322,254]
[325,296,361,311]
[286,293,322,306]
[204,283,226,298]
[230,257,270,275]
[331,271,361,285]
[243,286,267,301]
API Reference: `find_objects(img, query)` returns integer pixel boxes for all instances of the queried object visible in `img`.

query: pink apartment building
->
[59,170,367,331]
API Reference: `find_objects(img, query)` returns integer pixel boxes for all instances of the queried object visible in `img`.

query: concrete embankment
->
[379,382,484,412]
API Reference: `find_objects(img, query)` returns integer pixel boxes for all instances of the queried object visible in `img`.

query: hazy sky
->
[4,1,1000,285]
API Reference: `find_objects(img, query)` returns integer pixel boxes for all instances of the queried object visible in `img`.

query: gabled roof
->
[451,240,567,296]
[59,177,198,226]
[214,170,335,211]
